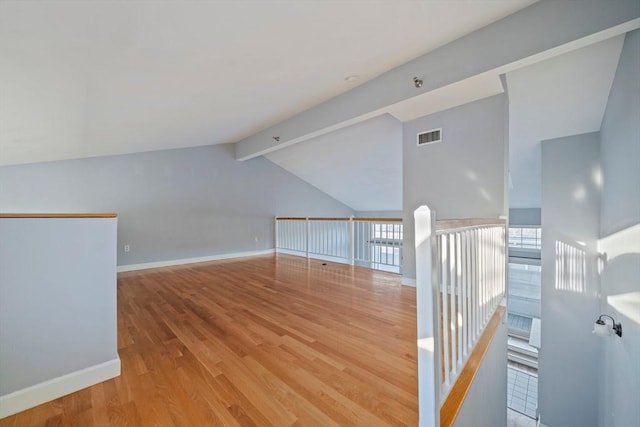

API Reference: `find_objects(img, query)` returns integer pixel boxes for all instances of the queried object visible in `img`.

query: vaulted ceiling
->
[1,1,635,214]
[0,0,535,166]
[264,34,627,212]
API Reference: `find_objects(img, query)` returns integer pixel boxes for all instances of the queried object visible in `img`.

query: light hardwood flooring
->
[0,254,418,426]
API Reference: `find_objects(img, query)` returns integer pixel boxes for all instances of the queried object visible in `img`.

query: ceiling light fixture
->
[413,77,423,88]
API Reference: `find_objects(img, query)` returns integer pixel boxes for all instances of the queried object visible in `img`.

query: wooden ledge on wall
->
[0,213,117,218]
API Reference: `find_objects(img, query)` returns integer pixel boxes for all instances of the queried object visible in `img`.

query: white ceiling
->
[507,35,625,208]
[265,114,402,212]
[0,0,536,166]
[266,34,626,213]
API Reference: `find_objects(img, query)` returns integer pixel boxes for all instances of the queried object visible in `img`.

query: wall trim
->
[537,413,546,427]
[117,249,275,272]
[0,358,120,419]
[401,277,417,287]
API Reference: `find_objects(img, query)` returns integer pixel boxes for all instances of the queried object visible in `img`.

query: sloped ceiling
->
[507,35,625,208]
[6,1,624,214]
[265,114,402,212]
[266,34,626,213]
[0,0,535,166]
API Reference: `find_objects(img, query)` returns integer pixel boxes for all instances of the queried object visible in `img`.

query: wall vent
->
[417,128,442,146]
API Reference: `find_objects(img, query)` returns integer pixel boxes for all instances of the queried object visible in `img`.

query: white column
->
[274,217,279,252]
[414,206,441,427]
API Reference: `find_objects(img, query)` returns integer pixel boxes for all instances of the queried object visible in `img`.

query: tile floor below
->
[507,408,537,427]
[507,366,538,419]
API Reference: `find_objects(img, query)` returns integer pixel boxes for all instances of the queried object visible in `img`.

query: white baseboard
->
[0,358,121,419]
[401,277,416,287]
[117,249,275,272]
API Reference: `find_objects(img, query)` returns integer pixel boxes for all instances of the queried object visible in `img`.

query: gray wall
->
[598,29,640,427]
[403,94,506,279]
[600,29,640,238]
[454,318,508,427]
[509,208,541,226]
[539,132,601,427]
[0,217,118,397]
[354,211,402,218]
[0,144,353,266]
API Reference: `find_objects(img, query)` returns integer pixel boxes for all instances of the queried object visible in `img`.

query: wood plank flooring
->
[1,254,418,426]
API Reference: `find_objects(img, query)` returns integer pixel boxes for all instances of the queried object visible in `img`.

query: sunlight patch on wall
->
[555,240,586,293]
[607,292,640,326]
[598,223,640,262]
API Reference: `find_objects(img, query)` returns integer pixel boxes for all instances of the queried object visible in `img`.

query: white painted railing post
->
[414,206,440,427]
[274,217,279,252]
[305,217,310,259]
[349,217,355,266]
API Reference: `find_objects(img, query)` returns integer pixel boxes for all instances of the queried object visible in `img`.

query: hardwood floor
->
[1,254,418,426]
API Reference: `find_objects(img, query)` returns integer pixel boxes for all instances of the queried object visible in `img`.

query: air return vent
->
[417,128,442,146]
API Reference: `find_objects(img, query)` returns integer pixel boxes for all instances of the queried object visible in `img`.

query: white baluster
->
[449,233,457,378]
[441,234,450,391]
[455,232,463,367]
[461,231,468,357]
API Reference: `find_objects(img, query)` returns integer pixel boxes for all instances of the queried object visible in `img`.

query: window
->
[508,227,542,250]
[369,223,403,272]
[372,223,403,244]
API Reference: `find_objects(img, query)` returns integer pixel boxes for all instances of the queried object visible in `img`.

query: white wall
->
[0,144,353,267]
[598,29,640,427]
[0,217,119,417]
[403,94,506,279]
[539,132,601,427]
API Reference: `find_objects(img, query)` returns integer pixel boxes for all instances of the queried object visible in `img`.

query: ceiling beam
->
[235,0,640,161]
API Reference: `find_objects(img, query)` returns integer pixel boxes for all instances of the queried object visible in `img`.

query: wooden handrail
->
[274,217,308,220]
[352,217,402,222]
[307,217,352,221]
[275,217,503,227]
[275,217,402,222]
[436,218,505,232]
[0,213,117,218]
[440,305,507,427]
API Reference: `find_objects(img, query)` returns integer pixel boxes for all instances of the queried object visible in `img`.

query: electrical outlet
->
[124,244,130,253]
[254,236,259,242]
